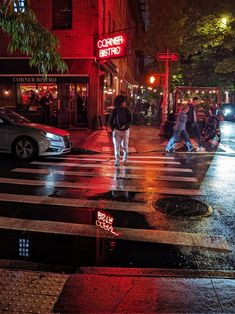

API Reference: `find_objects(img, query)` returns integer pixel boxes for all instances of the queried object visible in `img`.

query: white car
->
[0,107,72,160]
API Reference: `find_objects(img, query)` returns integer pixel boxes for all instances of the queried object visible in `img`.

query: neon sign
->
[96,34,127,60]
[96,210,120,237]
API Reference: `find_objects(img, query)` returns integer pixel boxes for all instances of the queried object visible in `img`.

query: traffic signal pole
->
[157,49,178,136]
[160,49,169,135]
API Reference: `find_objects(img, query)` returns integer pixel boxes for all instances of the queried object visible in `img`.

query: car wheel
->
[12,136,38,161]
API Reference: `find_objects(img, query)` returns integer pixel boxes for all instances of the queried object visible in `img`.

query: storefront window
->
[17,83,58,112]
[103,73,115,113]
[76,83,88,124]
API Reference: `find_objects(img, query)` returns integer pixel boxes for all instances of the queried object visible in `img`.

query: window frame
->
[13,0,26,13]
[52,0,72,30]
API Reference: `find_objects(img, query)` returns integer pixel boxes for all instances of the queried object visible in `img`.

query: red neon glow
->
[157,53,179,61]
[96,210,120,237]
[96,34,127,60]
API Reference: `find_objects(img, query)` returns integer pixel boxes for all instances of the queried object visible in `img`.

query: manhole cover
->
[154,197,212,218]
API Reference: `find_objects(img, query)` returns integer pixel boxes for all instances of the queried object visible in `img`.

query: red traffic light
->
[147,73,164,86]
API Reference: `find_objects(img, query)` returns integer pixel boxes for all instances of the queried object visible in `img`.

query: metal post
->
[159,49,169,135]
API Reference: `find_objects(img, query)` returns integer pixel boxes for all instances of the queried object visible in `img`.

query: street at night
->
[0,122,234,312]
[0,0,235,313]
[0,122,234,271]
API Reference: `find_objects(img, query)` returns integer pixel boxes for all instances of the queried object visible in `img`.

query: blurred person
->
[187,96,205,151]
[166,104,194,153]
[40,91,52,124]
[109,94,133,166]
[28,90,36,104]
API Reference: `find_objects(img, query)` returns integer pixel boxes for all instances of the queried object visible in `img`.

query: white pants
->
[112,129,130,160]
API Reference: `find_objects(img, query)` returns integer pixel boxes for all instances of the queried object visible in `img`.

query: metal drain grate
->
[154,197,212,218]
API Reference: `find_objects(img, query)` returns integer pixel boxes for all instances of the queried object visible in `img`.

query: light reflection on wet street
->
[0,122,234,272]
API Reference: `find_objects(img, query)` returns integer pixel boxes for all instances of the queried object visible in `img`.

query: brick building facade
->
[0,0,144,128]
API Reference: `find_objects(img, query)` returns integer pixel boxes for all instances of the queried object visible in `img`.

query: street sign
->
[157,53,178,61]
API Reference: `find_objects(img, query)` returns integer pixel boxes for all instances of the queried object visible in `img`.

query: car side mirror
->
[0,118,4,124]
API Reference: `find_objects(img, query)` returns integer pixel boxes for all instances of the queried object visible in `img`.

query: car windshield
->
[1,110,30,124]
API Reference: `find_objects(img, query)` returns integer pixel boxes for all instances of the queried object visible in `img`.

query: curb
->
[77,267,235,279]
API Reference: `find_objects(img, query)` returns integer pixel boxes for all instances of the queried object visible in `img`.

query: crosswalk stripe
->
[11,168,198,182]
[59,155,176,160]
[0,192,152,212]
[31,161,193,173]
[161,139,198,147]
[0,216,230,251]
[46,156,180,165]
[219,143,235,153]
[0,177,202,195]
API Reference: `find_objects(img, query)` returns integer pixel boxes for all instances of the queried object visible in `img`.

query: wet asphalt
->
[0,121,234,272]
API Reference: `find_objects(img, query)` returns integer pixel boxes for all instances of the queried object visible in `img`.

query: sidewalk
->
[69,125,164,154]
[0,264,234,313]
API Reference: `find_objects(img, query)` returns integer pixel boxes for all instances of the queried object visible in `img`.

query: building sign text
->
[96,34,127,60]
[96,210,120,237]
[12,77,57,83]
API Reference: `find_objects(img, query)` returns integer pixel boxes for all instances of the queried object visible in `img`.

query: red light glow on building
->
[96,34,127,60]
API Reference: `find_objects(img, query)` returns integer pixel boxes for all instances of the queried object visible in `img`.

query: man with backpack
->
[109,94,133,166]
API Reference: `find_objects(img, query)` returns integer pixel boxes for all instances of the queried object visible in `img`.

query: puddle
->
[0,205,233,273]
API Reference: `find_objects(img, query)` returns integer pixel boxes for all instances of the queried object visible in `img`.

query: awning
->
[0,58,95,83]
[0,58,94,75]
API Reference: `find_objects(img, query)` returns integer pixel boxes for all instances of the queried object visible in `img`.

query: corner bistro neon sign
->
[96,33,127,59]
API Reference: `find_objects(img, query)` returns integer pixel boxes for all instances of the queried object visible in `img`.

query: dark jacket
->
[109,107,133,131]
[187,103,197,123]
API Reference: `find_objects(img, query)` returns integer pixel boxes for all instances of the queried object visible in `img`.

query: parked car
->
[0,107,72,160]
[222,103,235,121]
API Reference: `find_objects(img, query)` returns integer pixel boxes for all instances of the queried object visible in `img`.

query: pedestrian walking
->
[40,91,52,125]
[166,104,194,153]
[187,96,205,151]
[203,104,221,147]
[109,94,133,166]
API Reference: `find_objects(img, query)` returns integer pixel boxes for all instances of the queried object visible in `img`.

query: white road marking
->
[161,139,198,147]
[0,177,202,195]
[0,192,152,212]
[31,161,193,173]
[46,156,180,165]
[0,216,230,251]
[219,143,235,153]
[101,147,136,153]
[12,168,198,182]
[59,154,176,160]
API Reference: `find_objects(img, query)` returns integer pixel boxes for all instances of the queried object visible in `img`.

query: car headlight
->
[224,108,231,116]
[41,132,63,142]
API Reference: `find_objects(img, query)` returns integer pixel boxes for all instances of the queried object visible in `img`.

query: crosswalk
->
[0,153,230,252]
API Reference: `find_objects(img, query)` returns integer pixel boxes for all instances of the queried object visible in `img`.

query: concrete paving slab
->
[212,279,235,312]
[54,274,235,313]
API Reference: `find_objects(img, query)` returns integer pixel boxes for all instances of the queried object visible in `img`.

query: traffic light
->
[147,73,161,86]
